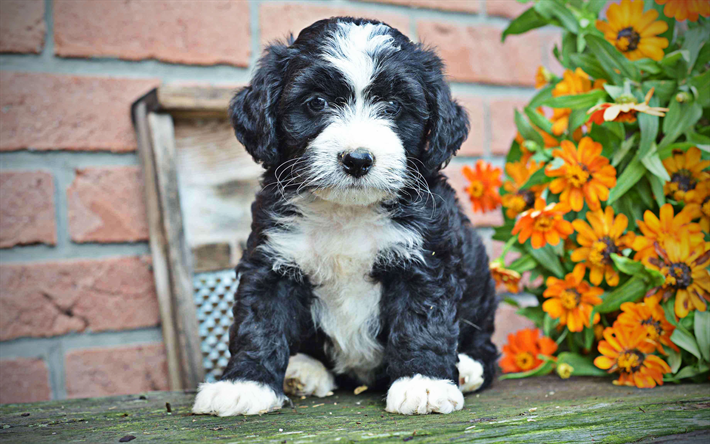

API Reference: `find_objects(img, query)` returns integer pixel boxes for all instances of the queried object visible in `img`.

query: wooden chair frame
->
[131,86,235,390]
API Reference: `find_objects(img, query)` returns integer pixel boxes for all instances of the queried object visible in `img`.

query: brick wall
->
[0,0,551,403]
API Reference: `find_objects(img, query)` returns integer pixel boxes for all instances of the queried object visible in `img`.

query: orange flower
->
[512,198,574,249]
[501,160,545,219]
[594,324,671,388]
[550,69,606,136]
[617,300,678,354]
[587,88,667,125]
[500,328,558,374]
[546,138,617,212]
[543,265,603,332]
[535,66,552,89]
[597,0,669,61]
[490,262,521,294]
[663,147,710,203]
[685,179,710,232]
[462,160,502,213]
[656,0,710,21]
[632,204,703,263]
[646,234,710,318]
[572,206,635,287]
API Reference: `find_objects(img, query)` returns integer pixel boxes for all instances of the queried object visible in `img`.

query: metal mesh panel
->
[193,269,237,383]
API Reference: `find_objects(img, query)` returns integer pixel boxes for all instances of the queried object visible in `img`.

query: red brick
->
[67,166,148,243]
[53,0,250,67]
[455,95,485,156]
[260,3,411,45]
[359,0,480,13]
[0,72,158,152]
[443,163,504,227]
[65,343,169,398]
[0,171,56,248]
[492,303,536,350]
[0,0,45,54]
[0,256,159,341]
[489,97,530,155]
[0,358,52,404]
[486,0,529,18]
[417,21,545,86]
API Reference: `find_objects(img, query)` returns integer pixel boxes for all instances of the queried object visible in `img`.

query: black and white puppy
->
[192,17,498,416]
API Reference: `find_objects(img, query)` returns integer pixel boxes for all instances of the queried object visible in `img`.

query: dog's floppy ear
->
[420,49,470,175]
[230,43,290,169]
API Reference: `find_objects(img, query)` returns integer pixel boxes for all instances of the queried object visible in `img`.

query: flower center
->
[588,237,619,266]
[468,180,484,198]
[616,27,641,52]
[520,189,536,209]
[533,216,554,232]
[566,164,590,188]
[671,169,696,192]
[640,318,662,341]
[560,289,581,310]
[667,262,693,289]
[515,352,536,371]
[618,350,645,373]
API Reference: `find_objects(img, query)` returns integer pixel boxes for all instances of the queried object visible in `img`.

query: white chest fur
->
[262,195,422,382]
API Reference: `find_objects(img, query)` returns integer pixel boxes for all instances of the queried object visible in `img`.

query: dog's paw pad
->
[385,375,464,415]
[457,353,485,393]
[284,353,337,398]
[192,380,285,416]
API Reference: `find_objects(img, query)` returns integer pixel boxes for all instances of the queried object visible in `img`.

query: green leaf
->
[534,0,579,33]
[506,139,523,164]
[638,95,659,158]
[610,254,644,275]
[647,172,666,208]
[641,150,671,182]
[502,7,548,41]
[543,89,607,109]
[603,84,624,100]
[660,100,703,149]
[569,53,611,82]
[607,155,645,205]
[643,80,676,105]
[503,297,521,308]
[508,254,537,273]
[526,244,565,278]
[524,107,553,135]
[664,363,710,382]
[556,352,609,377]
[671,328,702,361]
[529,84,555,109]
[596,276,648,313]
[520,167,552,189]
[689,71,710,107]
[586,34,640,83]
[612,133,637,167]
[632,58,661,74]
[664,345,682,374]
[694,310,710,362]
[517,306,545,327]
[498,359,554,380]
[682,25,710,72]
[543,313,557,338]
[568,108,589,134]
[515,109,545,147]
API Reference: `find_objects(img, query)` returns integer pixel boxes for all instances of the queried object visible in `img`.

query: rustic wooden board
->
[1,377,708,443]
[173,118,262,271]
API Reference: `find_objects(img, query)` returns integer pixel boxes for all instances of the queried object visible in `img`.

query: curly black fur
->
[220,17,498,398]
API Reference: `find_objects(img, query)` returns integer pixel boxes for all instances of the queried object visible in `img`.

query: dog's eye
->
[307,97,328,113]
[381,100,402,118]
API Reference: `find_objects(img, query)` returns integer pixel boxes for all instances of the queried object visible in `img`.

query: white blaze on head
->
[308,22,406,206]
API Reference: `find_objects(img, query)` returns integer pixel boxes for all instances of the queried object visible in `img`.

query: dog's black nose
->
[340,148,374,178]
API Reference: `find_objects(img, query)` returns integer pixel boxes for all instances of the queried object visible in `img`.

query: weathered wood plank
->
[157,85,235,115]
[1,377,708,443]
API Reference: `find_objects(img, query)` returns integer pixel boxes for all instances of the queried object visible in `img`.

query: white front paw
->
[457,353,485,393]
[385,375,464,415]
[284,353,337,397]
[192,380,285,416]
